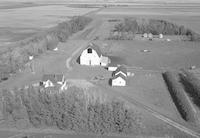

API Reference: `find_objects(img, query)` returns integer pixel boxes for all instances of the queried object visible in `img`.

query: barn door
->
[89,60,91,65]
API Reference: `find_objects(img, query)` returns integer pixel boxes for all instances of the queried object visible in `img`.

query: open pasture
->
[104,40,200,71]
[0,5,98,43]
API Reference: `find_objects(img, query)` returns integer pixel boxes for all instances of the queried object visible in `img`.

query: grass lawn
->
[99,40,200,71]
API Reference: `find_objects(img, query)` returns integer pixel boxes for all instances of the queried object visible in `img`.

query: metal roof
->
[113,65,127,76]
[112,73,127,81]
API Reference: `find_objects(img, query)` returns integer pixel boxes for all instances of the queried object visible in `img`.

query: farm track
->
[0,127,140,138]
[65,17,104,70]
[105,87,200,138]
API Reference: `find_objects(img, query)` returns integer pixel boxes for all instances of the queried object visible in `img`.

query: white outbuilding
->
[111,73,127,86]
[106,62,120,71]
[148,33,153,39]
[100,56,110,67]
[143,33,148,38]
[159,34,164,39]
[40,74,65,88]
[29,56,34,60]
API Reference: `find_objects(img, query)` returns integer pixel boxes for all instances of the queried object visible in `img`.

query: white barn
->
[80,43,102,66]
[80,43,110,66]
[111,73,127,86]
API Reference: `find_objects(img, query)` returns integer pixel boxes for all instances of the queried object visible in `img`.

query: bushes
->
[2,88,28,121]
[112,18,200,41]
[1,86,143,135]
[179,69,200,107]
[162,71,198,123]
[0,16,92,82]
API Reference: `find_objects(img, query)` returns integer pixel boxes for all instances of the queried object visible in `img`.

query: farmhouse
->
[111,65,127,86]
[112,65,127,77]
[111,73,127,86]
[80,43,110,66]
[40,74,65,88]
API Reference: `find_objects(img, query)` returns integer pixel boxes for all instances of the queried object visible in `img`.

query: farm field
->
[0,4,98,44]
[1,1,200,138]
[97,5,200,34]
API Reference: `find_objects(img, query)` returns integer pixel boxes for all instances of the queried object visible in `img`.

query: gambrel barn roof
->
[86,43,102,57]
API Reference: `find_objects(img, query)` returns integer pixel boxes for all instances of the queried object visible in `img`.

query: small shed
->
[29,56,34,60]
[111,73,127,86]
[106,62,120,71]
[159,34,164,39]
[143,33,148,38]
[54,47,58,51]
[148,33,153,39]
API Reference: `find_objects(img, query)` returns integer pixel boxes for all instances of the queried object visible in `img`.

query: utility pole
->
[29,56,35,74]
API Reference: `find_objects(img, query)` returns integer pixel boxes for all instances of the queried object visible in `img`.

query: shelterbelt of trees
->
[1,86,143,135]
[0,16,92,82]
[112,18,200,41]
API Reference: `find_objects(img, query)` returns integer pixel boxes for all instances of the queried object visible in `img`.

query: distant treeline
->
[0,16,92,82]
[112,18,200,41]
[1,86,143,135]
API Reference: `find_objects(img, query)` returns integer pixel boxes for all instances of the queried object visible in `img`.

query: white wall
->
[80,49,101,66]
[112,77,126,86]
[44,80,54,88]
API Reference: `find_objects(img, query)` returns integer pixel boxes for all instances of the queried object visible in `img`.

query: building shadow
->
[76,56,80,64]
[108,78,112,86]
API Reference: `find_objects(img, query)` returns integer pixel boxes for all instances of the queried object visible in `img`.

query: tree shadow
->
[179,73,200,108]
[162,73,187,121]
